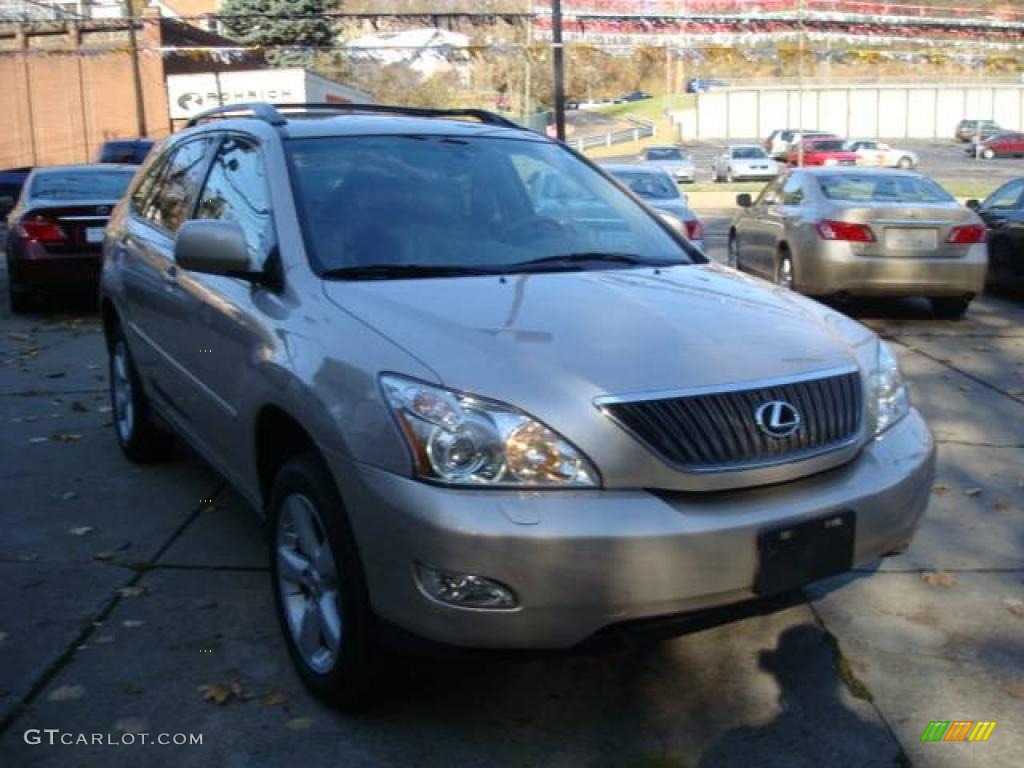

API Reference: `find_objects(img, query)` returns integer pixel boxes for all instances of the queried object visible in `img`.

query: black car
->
[968,178,1024,289]
[620,91,651,102]
[6,164,136,312]
[97,139,154,165]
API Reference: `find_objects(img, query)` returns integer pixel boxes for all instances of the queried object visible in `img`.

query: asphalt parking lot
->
[0,233,1022,767]
[612,138,1023,188]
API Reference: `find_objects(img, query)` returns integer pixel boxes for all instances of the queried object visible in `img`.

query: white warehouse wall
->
[694,83,1024,139]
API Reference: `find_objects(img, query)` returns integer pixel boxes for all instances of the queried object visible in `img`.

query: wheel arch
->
[254,405,322,507]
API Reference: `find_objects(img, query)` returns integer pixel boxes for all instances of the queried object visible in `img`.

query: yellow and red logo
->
[920,721,997,742]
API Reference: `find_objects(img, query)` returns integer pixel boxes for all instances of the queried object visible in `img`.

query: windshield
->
[30,170,135,201]
[807,140,846,152]
[608,170,680,200]
[732,147,767,159]
[817,174,954,204]
[646,148,686,161]
[286,135,699,276]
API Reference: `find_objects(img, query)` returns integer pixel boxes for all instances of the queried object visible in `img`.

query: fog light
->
[415,564,518,610]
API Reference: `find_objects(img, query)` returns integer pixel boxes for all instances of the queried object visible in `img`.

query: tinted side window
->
[143,138,211,233]
[781,175,805,205]
[195,136,275,266]
[984,180,1024,211]
[130,148,170,213]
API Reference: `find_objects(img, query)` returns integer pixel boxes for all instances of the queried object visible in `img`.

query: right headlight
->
[866,340,910,436]
[381,374,599,488]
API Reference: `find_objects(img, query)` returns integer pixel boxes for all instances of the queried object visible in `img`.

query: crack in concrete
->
[0,482,226,735]
[805,598,914,767]
[934,439,1024,448]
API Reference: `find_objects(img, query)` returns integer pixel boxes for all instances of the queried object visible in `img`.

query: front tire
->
[982,148,995,160]
[109,325,172,462]
[897,156,914,169]
[930,296,971,319]
[269,454,376,710]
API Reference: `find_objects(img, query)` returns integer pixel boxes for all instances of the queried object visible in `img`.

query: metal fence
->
[573,118,656,151]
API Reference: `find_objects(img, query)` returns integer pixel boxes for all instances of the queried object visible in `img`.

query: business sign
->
[167,70,305,119]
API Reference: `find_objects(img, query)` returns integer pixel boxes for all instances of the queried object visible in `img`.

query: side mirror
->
[736,193,753,208]
[175,219,255,278]
[965,199,980,211]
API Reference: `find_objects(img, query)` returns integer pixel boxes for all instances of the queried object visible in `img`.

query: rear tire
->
[8,282,31,314]
[269,454,377,711]
[775,252,795,290]
[109,324,172,462]
[930,296,971,319]
[981,148,995,160]
[727,233,740,268]
[897,156,914,169]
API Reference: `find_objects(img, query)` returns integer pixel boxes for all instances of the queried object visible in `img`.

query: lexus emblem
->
[755,400,802,438]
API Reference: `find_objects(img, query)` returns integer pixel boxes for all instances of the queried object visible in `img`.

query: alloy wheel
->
[275,493,342,674]
[111,340,135,442]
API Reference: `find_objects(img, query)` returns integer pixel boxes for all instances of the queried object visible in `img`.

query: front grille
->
[600,370,863,471]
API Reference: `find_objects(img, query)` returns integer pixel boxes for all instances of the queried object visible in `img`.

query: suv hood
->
[323,264,859,404]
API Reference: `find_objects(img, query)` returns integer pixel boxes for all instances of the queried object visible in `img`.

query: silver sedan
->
[728,168,988,318]
[639,145,696,183]
[712,144,780,182]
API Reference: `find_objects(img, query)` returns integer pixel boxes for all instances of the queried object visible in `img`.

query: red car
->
[6,164,136,312]
[786,138,859,167]
[971,132,1024,160]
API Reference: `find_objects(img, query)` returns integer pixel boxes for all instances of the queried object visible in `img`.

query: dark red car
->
[970,132,1024,160]
[6,164,136,312]
[786,138,859,167]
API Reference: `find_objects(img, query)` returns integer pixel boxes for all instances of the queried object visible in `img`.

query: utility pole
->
[124,1,147,137]
[797,0,805,167]
[552,0,566,141]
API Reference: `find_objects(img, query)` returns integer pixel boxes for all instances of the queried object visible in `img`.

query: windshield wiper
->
[506,252,682,272]
[320,263,502,280]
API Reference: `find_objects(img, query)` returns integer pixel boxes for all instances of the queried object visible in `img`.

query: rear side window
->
[141,138,212,233]
[195,137,275,267]
[781,175,805,205]
[817,174,953,204]
[983,180,1024,211]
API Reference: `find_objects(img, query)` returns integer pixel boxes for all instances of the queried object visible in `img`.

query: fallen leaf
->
[28,437,48,444]
[114,717,149,733]
[932,483,950,495]
[286,717,314,731]
[199,683,234,705]
[68,526,94,536]
[230,682,254,701]
[964,487,983,497]
[58,491,79,501]
[122,620,144,629]
[7,332,30,341]
[1005,599,1024,619]
[50,432,82,442]
[46,372,66,379]
[48,684,85,702]
[971,345,990,352]
[121,682,145,695]
[93,551,115,562]
[118,586,147,598]
[921,571,958,588]
[17,553,40,562]
[260,691,288,706]
[993,501,1011,513]
[97,405,113,413]
[70,401,89,412]
[958,385,971,392]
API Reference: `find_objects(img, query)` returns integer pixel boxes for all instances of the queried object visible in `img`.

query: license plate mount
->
[885,228,938,251]
[86,227,105,244]
[755,510,855,595]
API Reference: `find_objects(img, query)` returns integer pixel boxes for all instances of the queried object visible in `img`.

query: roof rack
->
[186,102,522,130]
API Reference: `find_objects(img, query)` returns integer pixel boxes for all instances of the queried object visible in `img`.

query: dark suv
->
[955,119,1000,143]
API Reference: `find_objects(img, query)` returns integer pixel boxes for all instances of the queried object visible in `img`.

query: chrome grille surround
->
[595,366,864,473]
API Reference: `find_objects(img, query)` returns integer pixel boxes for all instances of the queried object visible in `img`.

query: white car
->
[845,140,918,169]
[712,145,780,182]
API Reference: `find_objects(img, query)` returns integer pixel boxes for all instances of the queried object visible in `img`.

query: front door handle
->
[161,265,179,287]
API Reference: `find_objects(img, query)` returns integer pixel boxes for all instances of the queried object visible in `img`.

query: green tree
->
[220,0,337,68]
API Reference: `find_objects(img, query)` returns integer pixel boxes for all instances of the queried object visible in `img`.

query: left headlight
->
[381,374,599,488]
[866,340,910,436]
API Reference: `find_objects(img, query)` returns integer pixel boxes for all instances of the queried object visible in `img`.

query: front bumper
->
[796,243,987,297]
[329,410,935,649]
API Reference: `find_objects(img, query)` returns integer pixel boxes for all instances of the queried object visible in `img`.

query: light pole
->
[552,0,566,141]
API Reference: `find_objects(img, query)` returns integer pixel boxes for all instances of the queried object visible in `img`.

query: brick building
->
[0,7,260,168]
